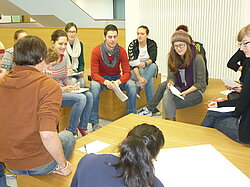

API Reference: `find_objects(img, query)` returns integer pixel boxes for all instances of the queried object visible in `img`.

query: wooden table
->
[17,114,250,187]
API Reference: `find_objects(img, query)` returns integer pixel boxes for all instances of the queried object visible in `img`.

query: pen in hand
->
[84,144,88,154]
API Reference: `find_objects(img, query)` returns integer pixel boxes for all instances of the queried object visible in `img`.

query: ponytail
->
[112,123,165,187]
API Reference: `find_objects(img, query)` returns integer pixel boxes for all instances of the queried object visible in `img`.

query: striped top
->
[51,55,73,91]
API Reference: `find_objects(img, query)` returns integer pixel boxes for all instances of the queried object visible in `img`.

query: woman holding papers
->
[51,30,93,137]
[128,26,159,112]
[71,123,165,187]
[201,25,250,144]
[65,22,85,87]
[138,30,206,119]
[162,30,206,120]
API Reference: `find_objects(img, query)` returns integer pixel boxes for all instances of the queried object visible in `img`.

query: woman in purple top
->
[71,123,165,187]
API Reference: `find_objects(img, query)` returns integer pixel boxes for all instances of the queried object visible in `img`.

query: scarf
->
[100,42,119,68]
[174,45,196,91]
[65,37,81,70]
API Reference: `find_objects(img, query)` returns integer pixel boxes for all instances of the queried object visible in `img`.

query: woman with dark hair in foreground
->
[71,123,165,187]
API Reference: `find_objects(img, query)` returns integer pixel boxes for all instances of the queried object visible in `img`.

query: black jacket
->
[128,38,157,63]
[218,69,250,143]
[227,49,250,83]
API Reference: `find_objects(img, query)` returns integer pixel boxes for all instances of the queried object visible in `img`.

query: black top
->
[218,69,250,143]
[71,153,164,187]
[227,49,250,83]
[128,38,157,63]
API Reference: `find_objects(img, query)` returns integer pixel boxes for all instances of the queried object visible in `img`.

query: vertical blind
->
[137,0,244,80]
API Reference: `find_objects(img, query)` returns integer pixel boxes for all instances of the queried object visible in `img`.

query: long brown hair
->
[168,44,192,73]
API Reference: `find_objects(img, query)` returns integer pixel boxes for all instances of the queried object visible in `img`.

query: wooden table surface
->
[17,114,250,187]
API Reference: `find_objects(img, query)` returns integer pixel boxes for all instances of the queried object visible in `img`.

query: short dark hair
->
[138,25,149,34]
[65,22,78,33]
[51,30,68,42]
[104,24,118,36]
[14,35,47,66]
[14,30,27,41]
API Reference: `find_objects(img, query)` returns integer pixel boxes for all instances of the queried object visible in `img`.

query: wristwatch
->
[144,61,148,67]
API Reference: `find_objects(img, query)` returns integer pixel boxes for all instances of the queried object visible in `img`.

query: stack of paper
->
[169,85,185,100]
[222,78,241,88]
[113,82,128,102]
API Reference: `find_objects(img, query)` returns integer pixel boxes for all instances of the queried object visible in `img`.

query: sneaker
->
[92,123,102,131]
[65,127,78,138]
[77,126,88,137]
[137,107,152,117]
[152,108,161,116]
[136,86,142,100]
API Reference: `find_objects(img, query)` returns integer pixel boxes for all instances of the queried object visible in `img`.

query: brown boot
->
[165,117,176,121]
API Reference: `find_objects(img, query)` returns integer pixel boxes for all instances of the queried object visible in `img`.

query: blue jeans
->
[69,76,85,88]
[0,163,8,187]
[131,63,157,103]
[8,130,75,176]
[201,111,241,142]
[62,91,93,133]
[89,75,136,124]
[147,80,168,111]
[163,88,203,118]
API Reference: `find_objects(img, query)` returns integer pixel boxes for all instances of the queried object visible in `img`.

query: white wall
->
[75,0,113,19]
[125,0,249,80]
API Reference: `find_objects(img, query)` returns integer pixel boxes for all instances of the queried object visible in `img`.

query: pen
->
[84,144,88,154]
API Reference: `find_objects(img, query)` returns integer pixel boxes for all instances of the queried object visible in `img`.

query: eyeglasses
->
[238,41,250,47]
[67,31,76,34]
[173,43,186,50]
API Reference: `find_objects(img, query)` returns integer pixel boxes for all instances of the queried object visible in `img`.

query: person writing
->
[71,123,165,187]
[0,35,75,176]
[50,30,93,137]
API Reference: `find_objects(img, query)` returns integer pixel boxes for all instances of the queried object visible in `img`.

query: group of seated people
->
[0,22,250,186]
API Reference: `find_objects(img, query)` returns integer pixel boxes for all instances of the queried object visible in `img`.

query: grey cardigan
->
[167,54,207,93]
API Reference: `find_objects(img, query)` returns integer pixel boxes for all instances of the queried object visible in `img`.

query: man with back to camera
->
[89,24,136,130]
[0,35,75,176]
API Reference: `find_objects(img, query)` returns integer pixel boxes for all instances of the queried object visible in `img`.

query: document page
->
[222,78,241,88]
[129,59,140,67]
[68,71,83,77]
[169,85,185,100]
[71,88,89,94]
[78,140,111,153]
[154,144,250,187]
[112,82,128,102]
[208,107,235,112]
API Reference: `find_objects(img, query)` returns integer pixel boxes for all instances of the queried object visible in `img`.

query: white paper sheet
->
[68,71,83,77]
[112,82,128,102]
[169,85,185,100]
[154,144,250,187]
[222,78,241,88]
[208,107,235,112]
[220,89,233,95]
[70,88,89,94]
[78,140,111,153]
[129,59,140,67]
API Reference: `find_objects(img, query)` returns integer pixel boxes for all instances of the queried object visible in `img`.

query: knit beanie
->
[0,41,5,54]
[171,30,191,45]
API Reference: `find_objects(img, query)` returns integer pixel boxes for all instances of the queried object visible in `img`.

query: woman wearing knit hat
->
[138,30,206,119]
[163,30,206,120]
